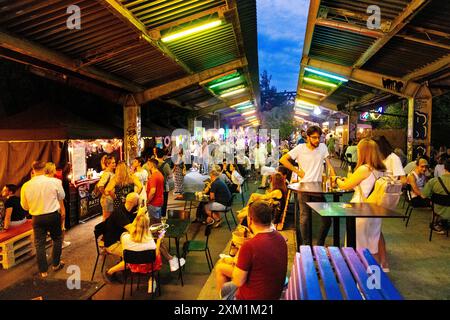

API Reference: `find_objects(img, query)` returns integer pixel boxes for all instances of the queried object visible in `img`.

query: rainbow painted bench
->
[284,245,402,300]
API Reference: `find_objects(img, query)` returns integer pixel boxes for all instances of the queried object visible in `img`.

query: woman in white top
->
[131,157,148,205]
[373,136,406,184]
[105,207,164,291]
[336,139,389,269]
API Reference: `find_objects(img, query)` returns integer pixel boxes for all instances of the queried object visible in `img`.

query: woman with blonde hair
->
[335,138,390,270]
[97,155,116,220]
[237,172,287,226]
[104,207,164,292]
[105,161,142,210]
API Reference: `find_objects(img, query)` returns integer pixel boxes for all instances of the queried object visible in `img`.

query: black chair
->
[91,221,114,281]
[122,249,160,299]
[404,184,431,227]
[429,193,450,241]
[182,225,213,271]
[211,198,237,231]
[232,191,246,208]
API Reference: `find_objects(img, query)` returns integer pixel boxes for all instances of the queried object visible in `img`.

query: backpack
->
[360,172,403,209]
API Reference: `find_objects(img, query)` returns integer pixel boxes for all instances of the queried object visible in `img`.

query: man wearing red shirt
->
[215,201,288,300]
[146,158,165,220]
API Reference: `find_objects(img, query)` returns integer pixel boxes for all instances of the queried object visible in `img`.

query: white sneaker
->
[62,241,71,249]
[169,256,186,272]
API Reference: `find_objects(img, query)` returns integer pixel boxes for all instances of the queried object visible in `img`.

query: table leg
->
[332,195,342,247]
[333,217,340,246]
[175,237,184,286]
[308,205,313,246]
[294,192,301,247]
[346,217,356,248]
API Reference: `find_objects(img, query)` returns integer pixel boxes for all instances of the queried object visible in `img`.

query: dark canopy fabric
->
[0,103,123,141]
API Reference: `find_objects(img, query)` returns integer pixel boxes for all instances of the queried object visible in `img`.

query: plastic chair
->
[404,184,431,227]
[429,193,450,241]
[182,225,213,271]
[91,221,114,281]
[122,249,160,299]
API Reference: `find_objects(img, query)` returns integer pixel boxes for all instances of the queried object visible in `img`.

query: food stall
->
[0,104,123,228]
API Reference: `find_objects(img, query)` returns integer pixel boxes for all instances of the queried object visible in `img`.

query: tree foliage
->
[259,70,294,139]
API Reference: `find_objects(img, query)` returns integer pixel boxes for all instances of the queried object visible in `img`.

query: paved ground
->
[1,161,449,300]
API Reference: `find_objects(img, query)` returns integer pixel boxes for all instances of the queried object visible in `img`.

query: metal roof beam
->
[315,18,384,38]
[353,0,432,68]
[191,95,251,118]
[98,0,193,74]
[297,0,321,92]
[0,29,143,93]
[396,34,450,51]
[134,58,247,104]
[404,54,450,82]
[303,57,421,98]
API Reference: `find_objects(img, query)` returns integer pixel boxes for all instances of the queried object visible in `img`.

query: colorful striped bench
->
[284,245,402,300]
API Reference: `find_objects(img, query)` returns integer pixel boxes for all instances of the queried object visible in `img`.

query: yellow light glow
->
[303,77,338,88]
[242,110,256,116]
[300,88,327,97]
[230,100,251,108]
[220,87,246,98]
[296,99,319,107]
[161,20,222,42]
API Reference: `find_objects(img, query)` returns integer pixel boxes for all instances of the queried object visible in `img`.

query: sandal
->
[39,272,48,279]
[213,219,223,228]
[52,261,65,272]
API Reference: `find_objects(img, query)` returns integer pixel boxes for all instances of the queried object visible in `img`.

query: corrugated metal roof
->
[0,0,187,86]
[320,0,411,22]
[163,21,240,72]
[363,36,449,78]
[121,0,226,29]
[310,25,376,66]
[0,0,260,118]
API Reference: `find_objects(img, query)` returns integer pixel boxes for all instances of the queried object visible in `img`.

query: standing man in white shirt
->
[280,126,336,245]
[21,160,66,278]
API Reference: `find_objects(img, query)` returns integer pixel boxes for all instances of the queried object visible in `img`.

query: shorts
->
[101,197,114,212]
[206,202,227,212]
[148,205,162,219]
[106,242,123,257]
[221,282,238,300]
[261,166,276,176]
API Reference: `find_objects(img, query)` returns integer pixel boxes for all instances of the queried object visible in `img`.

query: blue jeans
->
[32,212,62,273]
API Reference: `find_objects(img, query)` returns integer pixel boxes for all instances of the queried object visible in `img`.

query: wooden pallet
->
[0,231,52,270]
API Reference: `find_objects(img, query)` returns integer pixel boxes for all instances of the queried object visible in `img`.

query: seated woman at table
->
[104,207,162,289]
[224,163,244,194]
[104,206,185,284]
[237,172,287,226]
[335,138,389,271]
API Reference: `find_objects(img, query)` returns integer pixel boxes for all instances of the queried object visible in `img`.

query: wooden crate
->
[0,231,52,270]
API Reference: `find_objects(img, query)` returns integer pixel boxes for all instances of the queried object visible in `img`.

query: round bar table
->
[287,182,353,246]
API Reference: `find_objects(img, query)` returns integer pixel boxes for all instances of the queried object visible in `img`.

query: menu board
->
[71,147,87,181]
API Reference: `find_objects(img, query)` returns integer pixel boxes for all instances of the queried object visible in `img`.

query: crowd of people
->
[0,124,449,300]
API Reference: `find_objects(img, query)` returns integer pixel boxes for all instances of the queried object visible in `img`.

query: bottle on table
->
[347,165,352,178]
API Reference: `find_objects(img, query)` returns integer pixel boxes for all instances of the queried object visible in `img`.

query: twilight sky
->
[257,0,310,92]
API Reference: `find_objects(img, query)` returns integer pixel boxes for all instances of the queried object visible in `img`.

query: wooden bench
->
[284,245,403,300]
[0,220,51,269]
